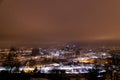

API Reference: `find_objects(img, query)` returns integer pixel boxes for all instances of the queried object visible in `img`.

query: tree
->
[2,47,21,73]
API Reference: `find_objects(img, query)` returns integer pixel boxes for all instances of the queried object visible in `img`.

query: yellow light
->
[35,65,42,68]
[23,68,34,73]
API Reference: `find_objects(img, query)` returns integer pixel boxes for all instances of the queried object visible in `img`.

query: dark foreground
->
[0,72,106,80]
[0,72,88,80]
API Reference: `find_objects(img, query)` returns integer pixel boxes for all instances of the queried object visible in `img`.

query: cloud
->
[0,0,120,47]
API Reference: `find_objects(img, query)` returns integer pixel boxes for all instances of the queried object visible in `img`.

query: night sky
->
[0,0,120,47]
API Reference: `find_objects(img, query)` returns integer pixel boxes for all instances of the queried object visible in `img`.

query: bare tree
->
[2,47,21,73]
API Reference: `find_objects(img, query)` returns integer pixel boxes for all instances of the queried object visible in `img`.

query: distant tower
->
[31,48,40,56]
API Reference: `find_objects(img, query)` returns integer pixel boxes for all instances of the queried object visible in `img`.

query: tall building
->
[31,48,40,56]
